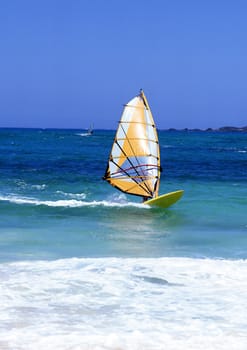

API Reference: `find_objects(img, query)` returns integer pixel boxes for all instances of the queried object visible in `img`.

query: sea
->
[0,128,246,350]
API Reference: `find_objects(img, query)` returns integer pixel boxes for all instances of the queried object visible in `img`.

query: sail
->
[103,90,161,199]
[87,124,93,135]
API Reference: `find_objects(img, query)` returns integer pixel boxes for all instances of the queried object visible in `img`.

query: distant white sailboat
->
[103,90,184,208]
[77,124,94,137]
[87,124,94,135]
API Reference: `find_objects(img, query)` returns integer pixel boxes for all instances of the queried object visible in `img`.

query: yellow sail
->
[103,90,161,199]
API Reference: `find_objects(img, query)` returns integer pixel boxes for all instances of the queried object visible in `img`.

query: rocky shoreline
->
[166,126,247,132]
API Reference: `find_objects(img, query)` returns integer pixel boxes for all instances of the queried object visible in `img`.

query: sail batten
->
[120,121,154,125]
[104,90,160,199]
[115,137,157,143]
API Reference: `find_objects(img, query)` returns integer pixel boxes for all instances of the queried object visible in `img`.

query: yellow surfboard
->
[144,190,184,208]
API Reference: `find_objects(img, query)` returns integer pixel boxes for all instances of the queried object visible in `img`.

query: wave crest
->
[0,195,147,208]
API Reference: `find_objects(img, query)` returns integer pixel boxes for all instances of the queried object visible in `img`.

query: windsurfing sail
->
[103,90,161,199]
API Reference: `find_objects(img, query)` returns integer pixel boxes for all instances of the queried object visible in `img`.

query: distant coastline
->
[165,126,247,132]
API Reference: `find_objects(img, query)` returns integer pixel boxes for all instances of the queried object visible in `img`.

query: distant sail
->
[87,124,93,135]
[103,90,161,199]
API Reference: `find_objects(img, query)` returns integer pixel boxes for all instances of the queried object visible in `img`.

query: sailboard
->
[103,90,184,208]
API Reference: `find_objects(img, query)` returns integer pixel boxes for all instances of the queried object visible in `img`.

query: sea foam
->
[0,257,246,350]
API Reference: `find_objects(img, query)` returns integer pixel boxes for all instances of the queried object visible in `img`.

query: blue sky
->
[0,0,247,129]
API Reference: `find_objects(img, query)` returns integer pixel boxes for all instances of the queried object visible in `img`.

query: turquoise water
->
[0,128,246,349]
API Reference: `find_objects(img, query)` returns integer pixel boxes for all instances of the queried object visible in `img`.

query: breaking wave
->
[0,195,148,209]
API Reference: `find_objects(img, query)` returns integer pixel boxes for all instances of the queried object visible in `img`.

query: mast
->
[103,90,161,199]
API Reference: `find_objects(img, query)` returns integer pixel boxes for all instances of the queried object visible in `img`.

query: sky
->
[0,0,247,129]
